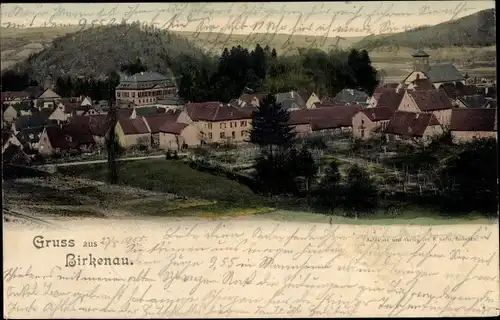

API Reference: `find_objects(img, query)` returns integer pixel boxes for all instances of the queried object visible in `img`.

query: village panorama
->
[1,8,497,224]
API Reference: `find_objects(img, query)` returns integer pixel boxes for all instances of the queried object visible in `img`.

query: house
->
[288,105,364,136]
[332,89,369,105]
[143,110,192,148]
[114,117,151,149]
[2,130,22,153]
[0,91,30,105]
[312,101,344,108]
[38,124,96,155]
[384,111,443,145]
[407,78,435,91]
[12,114,49,134]
[115,71,177,106]
[36,88,61,101]
[24,86,45,100]
[154,112,199,150]
[398,89,454,127]
[185,102,252,144]
[237,93,267,108]
[16,126,45,153]
[34,98,57,110]
[484,100,497,109]
[155,96,185,111]
[2,101,33,123]
[375,91,404,111]
[69,115,110,147]
[47,104,69,123]
[352,107,394,140]
[80,96,93,107]
[402,50,465,88]
[456,95,489,109]
[449,108,497,143]
[276,91,307,111]
[367,87,395,107]
[297,90,321,109]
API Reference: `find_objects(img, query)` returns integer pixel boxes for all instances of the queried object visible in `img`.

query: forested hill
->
[353,8,496,50]
[11,23,209,81]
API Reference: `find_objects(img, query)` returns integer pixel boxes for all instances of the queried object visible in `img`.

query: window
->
[240,121,247,127]
[117,92,121,97]
[361,129,365,138]
[232,131,235,138]
[207,123,212,129]
[131,92,135,97]
[208,133,212,139]
[220,132,226,139]
[220,123,226,129]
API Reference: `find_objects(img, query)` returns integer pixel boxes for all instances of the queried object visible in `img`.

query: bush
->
[342,164,379,216]
[304,135,328,150]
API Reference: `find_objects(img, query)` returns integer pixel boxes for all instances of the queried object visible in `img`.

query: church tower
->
[412,49,430,74]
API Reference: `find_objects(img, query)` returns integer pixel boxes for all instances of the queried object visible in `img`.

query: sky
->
[0,1,495,37]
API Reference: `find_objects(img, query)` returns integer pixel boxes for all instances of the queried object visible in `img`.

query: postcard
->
[2,1,499,318]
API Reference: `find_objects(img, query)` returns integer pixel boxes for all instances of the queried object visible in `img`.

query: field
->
[1,26,496,80]
[12,158,485,225]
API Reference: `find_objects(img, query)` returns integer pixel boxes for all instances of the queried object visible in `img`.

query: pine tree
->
[249,93,296,156]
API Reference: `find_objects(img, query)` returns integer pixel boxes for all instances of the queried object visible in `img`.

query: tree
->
[437,138,497,215]
[120,58,147,75]
[249,94,296,156]
[343,164,379,217]
[295,146,318,191]
[317,159,342,208]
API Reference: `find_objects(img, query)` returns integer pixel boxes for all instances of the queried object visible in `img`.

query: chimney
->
[290,91,294,98]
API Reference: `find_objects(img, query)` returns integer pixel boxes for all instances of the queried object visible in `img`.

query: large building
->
[401,50,466,89]
[115,72,177,106]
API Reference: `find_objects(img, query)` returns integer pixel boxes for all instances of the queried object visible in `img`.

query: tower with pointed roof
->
[412,49,430,74]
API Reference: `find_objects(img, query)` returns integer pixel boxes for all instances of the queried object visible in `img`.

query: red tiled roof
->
[360,107,394,122]
[45,124,95,149]
[385,111,440,137]
[69,115,109,136]
[288,105,363,129]
[408,90,453,111]
[1,91,30,103]
[383,83,399,89]
[159,122,189,134]
[450,108,497,132]
[119,117,150,135]
[143,111,180,133]
[116,108,134,120]
[236,106,258,118]
[185,102,251,122]
[373,87,394,100]
[314,102,344,108]
[375,91,404,111]
[411,78,435,90]
[440,83,480,100]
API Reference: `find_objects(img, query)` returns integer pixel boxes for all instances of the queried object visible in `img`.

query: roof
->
[119,117,150,135]
[69,115,109,136]
[239,93,266,106]
[314,102,345,108]
[1,91,30,103]
[135,106,166,117]
[383,83,400,89]
[372,87,395,100]
[24,86,44,99]
[2,130,12,149]
[159,122,189,135]
[440,83,480,100]
[450,108,496,132]
[45,124,96,149]
[458,95,488,109]
[288,105,363,129]
[297,90,313,102]
[116,108,134,120]
[38,89,61,99]
[116,71,176,90]
[411,78,435,91]
[408,90,453,111]
[16,126,44,144]
[14,114,48,130]
[333,89,369,104]
[485,100,497,109]
[360,107,394,122]
[412,49,430,57]
[143,111,180,133]
[156,96,185,106]
[375,91,404,111]
[276,91,307,109]
[185,102,251,122]
[427,64,465,83]
[385,111,440,137]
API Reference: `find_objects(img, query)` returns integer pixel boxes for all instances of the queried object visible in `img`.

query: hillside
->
[1,25,363,72]
[353,9,496,50]
[5,24,209,80]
